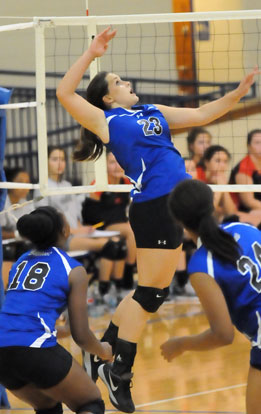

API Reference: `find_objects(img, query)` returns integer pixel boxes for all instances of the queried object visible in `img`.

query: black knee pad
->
[100,239,127,261]
[36,403,63,414]
[132,285,169,312]
[76,398,105,414]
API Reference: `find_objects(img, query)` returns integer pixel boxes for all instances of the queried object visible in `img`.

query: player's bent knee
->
[76,398,105,414]
[132,285,169,312]
[36,403,63,414]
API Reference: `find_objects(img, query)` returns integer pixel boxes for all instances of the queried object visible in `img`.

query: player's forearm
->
[56,49,95,99]
[197,88,242,125]
[181,329,233,351]
[73,327,104,357]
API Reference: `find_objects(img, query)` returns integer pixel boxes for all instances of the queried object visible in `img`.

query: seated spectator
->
[199,144,261,227]
[34,145,127,306]
[230,129,261,213]
[0,167,33,260]
[186,127,212,178]
[0,167,32,240]
[82,150,136,296]
[198,145,237,222]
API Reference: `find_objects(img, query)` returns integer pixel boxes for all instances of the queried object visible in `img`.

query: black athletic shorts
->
[0,343,73,390]
[129,193,183,249]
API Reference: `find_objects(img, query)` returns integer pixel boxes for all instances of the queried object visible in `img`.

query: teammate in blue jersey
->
[56,27,260,413]
[0,206,112,414]
[161,179,261,414]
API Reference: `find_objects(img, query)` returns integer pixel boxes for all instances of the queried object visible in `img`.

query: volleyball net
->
[0,9,261,197]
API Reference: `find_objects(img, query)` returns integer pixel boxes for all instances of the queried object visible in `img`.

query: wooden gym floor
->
[2,297,249,414]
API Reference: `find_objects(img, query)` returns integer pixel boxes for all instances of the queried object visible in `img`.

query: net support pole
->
[34,20,49,197]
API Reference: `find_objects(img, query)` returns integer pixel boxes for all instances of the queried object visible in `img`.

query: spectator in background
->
[82,150,136,296]
[0,167,33,240]
[34,146,127,298]
[230,129,261,214]
[186,127,212,178]
[197,145,237,223]
[199,144,261,227]
[0,167,35,262]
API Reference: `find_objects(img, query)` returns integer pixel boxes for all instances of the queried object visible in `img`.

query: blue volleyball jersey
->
[0,247,81,348]
[104,104,190,202]
[188,222,261,346]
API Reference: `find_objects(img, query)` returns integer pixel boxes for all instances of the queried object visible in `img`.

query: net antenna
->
[0,9,261,197]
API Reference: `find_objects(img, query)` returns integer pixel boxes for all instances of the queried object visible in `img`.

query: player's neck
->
[110,102,132,110]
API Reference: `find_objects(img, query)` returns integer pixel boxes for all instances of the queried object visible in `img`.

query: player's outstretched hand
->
[160,337,186,362]
[89,26,117,58]
[237,65,261,99]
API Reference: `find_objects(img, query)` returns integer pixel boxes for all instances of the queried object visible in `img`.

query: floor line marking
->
[135,383,247,409]
[105,383,247,414]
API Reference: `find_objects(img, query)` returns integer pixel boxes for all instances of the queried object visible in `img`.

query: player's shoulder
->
[222,221,260,239]
[51,247,82,269]
[25,247,81,270]
[187,243,208,272]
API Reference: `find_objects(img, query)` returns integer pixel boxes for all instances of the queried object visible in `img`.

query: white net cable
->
[0,197,43,222]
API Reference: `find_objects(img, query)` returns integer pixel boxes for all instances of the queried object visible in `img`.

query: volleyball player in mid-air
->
[0,206,112,414]
[162,179,261,414]
[56,26,259,413]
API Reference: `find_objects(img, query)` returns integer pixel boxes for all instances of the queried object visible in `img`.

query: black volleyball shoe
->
[98,362,135,413]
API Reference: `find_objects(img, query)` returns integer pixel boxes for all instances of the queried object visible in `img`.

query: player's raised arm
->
[157,66,260,129]
[56,27,117,142]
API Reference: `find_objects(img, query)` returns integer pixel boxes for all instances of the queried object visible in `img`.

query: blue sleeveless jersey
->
[0,247,81,348]
[104,104,190,202]
[188,222,261,345]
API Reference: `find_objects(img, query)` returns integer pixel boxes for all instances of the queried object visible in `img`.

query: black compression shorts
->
[0,343,72,390]
[129,193,183,249]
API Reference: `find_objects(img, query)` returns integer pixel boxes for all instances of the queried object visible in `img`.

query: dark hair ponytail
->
[197,214,239,265]
[168,179,240,266]
[73,128,104,161]
[73,71,109,162]
[17,206,64,250]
